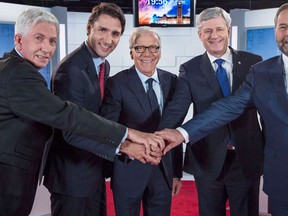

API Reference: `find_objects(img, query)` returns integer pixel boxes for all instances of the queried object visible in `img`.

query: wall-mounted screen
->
[246,27,280,60]
[133,0,195,27]
[0,23,14,56]
[0,23,51,88]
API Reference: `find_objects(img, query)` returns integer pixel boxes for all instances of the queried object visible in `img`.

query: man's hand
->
[127,128,165,155]
[120,140,161,165]
[150,143,163,158]
[154,129,185,155]
[172,178,182,196]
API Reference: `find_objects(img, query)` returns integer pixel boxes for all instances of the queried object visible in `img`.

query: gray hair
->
[129,26,161,50]
[15,8,59,36]
[274,3,288,26]
[196,7,231,30]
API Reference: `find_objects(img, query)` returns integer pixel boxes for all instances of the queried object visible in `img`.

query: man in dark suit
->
[157,3,288,216]
[0,7,163,216]
[43,3,161,216]
[157,7,264,216]
[101,27,183,216]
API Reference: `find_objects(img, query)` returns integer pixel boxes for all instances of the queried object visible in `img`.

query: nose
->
[210,30,219,37]
[41,40,51,53]
[103,33,113,45]
[142,47,155,55]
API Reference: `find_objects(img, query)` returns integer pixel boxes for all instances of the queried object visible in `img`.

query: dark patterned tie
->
[99,62,105,100]
[214,59,230,96]
[146,78,161,123]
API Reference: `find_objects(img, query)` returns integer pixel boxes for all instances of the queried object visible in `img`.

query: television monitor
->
[246,27,280,60]
[133,0,195,27]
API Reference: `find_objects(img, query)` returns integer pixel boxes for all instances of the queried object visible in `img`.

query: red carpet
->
[106,180,230,216]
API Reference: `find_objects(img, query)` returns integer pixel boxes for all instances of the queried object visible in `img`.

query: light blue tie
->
[214,59,230,96]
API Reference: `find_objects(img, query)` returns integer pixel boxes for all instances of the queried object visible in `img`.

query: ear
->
[87,25,91,36]
[130,51,133,60]
[198,30,201,39]
[14,34,22,50]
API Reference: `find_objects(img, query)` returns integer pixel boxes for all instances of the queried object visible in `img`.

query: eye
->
[149,46,160,53]
[35,35,44,42]
[134,46,145,53]
[112,32,121,38]
[279,25,287,30]
[99,27,107,33]
[218,27,228,33]
[50,38,57,46]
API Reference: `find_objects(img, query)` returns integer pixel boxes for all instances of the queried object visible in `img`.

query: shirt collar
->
[135,67,159,85]
[207,48,233,65]
[282,54,288,72]
[85,41,104,67]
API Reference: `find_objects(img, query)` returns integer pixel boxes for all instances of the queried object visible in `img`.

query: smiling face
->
[15,22,57,69]
[87,14,122,59]
[131,32,161,77]
[275,8,288,56]
[198,16,230,58]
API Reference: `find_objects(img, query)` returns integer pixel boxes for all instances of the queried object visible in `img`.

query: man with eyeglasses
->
[101,26,183,216]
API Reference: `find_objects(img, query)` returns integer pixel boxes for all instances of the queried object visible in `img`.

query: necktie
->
[214,59,230,96]
[99,62,105,100]
[146,78,161,122]
[214,59,234,149]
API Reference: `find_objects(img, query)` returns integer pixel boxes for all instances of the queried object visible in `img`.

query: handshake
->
[120,128,185,165]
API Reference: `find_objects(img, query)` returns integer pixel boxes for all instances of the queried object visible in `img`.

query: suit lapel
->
[269,56,288,103]
[230,49,244,93]
[81,43,98,84]
[200,53,223,99]
[80,43,105,102]
[127,66,152,115]
[158,69,168,105]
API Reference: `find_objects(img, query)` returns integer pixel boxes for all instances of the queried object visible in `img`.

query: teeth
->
[101,44,109,49]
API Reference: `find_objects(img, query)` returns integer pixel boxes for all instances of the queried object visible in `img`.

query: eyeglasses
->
[133,45,160,53]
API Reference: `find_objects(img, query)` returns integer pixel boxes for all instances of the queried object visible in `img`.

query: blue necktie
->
[214,59,230,97]
[146,78,161,122]
[214,59,234,149]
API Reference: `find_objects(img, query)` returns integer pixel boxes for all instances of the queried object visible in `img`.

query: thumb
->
[163,144,173,155]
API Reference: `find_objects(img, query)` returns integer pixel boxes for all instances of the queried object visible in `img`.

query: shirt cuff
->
[176,127,189,144]
[116,127,128,154]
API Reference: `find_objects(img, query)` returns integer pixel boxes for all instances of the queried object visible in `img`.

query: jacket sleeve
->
[181,71,254,144]
[7,60,126,151]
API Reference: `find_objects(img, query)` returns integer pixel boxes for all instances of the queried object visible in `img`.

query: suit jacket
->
[101,66,183,196]
[0,49,125,200]
[182,55,288,201]
[44,43,116,197]
[159,47,264,180]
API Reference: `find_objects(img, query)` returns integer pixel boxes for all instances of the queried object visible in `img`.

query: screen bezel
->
[133,0,195,28]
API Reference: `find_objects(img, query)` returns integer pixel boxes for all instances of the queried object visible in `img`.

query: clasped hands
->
[120,128,185,165]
